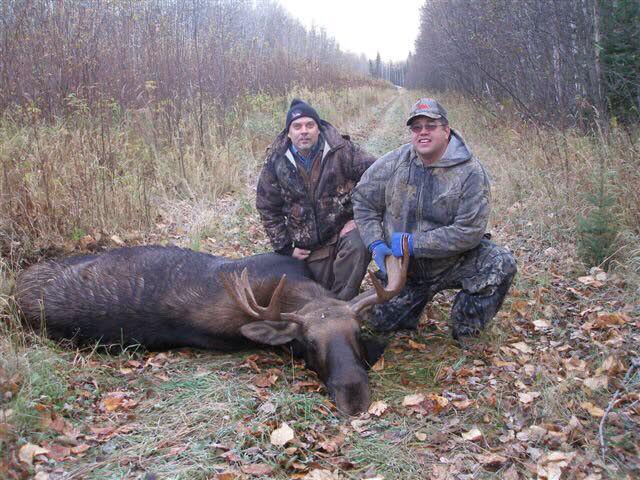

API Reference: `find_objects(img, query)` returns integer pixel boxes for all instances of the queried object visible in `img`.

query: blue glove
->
[391,232,414,257]
[369,240,393,274]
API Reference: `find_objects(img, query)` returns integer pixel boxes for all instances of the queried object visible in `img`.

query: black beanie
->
[285,99,321,131]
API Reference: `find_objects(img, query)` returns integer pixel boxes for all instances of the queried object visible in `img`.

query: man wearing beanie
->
[256,99,376,300]
[353,98,517,341]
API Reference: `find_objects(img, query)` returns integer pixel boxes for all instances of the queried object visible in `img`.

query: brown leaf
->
[70,444,91,455]
[518,391,541,404]
[452,399,473,410]
[303,470,341,480]
[594,312,627,329]
[511,300,529,317]
[367,400,388,417]
[319,433,345,453]
[477,453,508,468]
[461,427,483,442]
[511,341,533,354]
[583,375,608,391]
[18,443,49,466]
[408,339,426,350]
[270,422,294,446]
[371,356,385,372]
[580,402,605,417]
[402,393,425,406]
[240,464,274,476]
[255,373,279,388]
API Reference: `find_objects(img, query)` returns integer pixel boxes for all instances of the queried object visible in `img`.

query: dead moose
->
[15,243,408,415]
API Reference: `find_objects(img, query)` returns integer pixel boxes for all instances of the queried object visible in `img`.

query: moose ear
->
[240,321,302,346]
[359,334,388,369]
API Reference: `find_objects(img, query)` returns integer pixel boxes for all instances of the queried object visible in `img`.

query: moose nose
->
[327,369,370,416]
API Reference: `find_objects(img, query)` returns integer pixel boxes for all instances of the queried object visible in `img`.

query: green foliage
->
[577,168,619,269]
[599,0,640,123]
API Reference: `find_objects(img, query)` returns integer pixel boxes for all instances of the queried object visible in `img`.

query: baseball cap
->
[406,98,448,125]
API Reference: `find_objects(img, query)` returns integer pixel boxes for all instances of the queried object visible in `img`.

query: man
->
[256,99,376,300]
[352,98,517,339]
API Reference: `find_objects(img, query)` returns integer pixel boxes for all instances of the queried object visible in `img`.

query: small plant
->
[577,167,619,269]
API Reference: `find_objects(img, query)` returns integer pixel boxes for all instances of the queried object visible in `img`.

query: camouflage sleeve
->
[413,169,490,258]
[345,141,376,181]
[352,156,390,248]
[256,160,292,253]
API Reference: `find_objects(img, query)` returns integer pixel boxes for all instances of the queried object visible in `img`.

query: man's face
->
[409,116,450,163]
[288,117,320,153]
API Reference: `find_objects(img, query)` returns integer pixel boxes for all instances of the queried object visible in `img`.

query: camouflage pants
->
[362,239,517,338]
[306,228,371,301]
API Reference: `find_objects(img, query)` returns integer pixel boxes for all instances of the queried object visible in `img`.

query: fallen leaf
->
[511,342,533,354]
[408,339,426,350]
[580,402,605,417]
[241,464,274,476]
[110,234,125,246]
[368,400,388,417]
[71,444,91,454]
[511,300,529,317]
[318,433,345,453]
[594,312,627,329]
[18,443,49,466]
[270,422,294,446]
[402,393,425,406]
[583,375,608,391]
[415,432,427,441]
[596,356,625,376]
[303,470,341,480]
[253,373,278,388]
[477,453,507,468]
[371,356,385,372]
[461,427,483,442]
[258,402,276,414]
[452,399,473,410]
[533,319,551,330]
[518,391,541,404]
[350,418,370,433]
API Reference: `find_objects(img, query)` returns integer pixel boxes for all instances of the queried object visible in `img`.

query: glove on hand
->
[391,232,414,257]
[368,240,393,275]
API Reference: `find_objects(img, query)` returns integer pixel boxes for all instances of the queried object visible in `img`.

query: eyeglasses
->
[409,123,446,134]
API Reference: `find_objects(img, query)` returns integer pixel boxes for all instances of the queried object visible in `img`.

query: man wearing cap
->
[256,99,376,300]
[352,98,517,340]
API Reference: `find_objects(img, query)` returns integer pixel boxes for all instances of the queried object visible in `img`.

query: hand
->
[368,240,393,274]
[339,219,356,237]
[292,247,311,260]
[391,232,414,257]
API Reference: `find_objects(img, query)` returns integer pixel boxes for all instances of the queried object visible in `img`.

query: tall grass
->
[0,85,395,263]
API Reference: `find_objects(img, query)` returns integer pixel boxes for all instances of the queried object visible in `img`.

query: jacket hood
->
[270,121,346,157]
[412,128,472,168]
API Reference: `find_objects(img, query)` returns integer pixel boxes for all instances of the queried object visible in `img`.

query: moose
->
[15,242,408,415]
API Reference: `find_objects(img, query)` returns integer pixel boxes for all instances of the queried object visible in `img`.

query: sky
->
[275,0,424,62]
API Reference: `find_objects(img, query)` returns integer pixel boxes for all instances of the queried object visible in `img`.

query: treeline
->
[0,0,371,119]
[368,53,407,86]
[407,0,639,126]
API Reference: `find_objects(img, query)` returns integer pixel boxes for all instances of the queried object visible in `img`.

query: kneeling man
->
[353,98,517,339]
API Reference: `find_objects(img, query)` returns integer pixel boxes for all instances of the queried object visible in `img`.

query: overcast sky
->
[276,0,424,62]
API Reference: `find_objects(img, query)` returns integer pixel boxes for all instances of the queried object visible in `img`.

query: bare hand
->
[339,219,356,237]
[292,248,311,260]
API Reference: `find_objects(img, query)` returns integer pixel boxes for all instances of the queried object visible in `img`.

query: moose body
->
[15,245,408,415]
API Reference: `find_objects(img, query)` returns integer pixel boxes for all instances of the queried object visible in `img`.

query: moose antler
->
[220,268,287,322]
[348,235,410,314]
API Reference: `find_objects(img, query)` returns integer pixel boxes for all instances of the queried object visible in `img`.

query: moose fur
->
[15,245,399,415]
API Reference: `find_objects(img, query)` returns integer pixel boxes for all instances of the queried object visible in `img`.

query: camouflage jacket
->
[353,130,491,277]
[256,121,376,253]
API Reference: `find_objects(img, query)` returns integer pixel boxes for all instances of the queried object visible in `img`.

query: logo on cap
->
[292,111,302,118]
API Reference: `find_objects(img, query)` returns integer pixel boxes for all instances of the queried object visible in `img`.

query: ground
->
[1,91,638,480]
